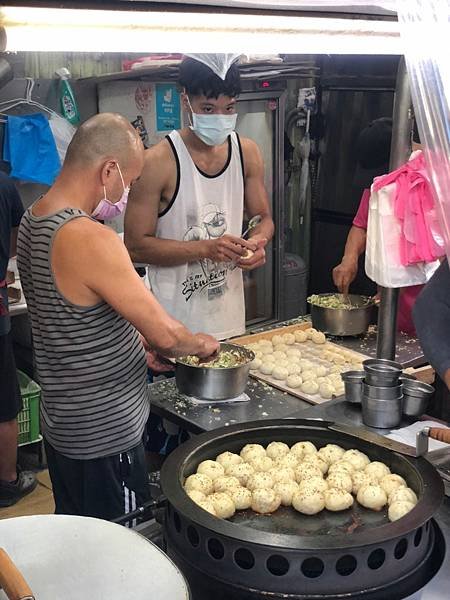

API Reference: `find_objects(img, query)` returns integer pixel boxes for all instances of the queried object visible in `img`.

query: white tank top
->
[147,130,246,340]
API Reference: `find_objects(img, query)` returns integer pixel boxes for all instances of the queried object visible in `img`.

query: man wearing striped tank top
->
[17,113,219,522]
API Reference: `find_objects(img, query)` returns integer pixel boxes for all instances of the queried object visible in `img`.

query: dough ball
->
[216,451,243,469]
[259,345,273,355]
[292,488,325,515]
[380,474,407,497]
[324,488,354,512]
[251,489,282,514]
[272,366,289,381]
[209,492,236,519]
[328,460,355,476]
[263,353,276,364]
[227,486,252,510]
[249,455,274,473]
[195,498,217,516]
[298,476,328,494]
[266,441,290,460]
[326,471,353,493]
[318,444,345,465]
[319,384,334,399]
[197,460,225,481]
[302,453,329,475]
[301,369,316,382]
[291,441,317,459]
[275,453,299,470]
[241,444,266,460]
[271,334,283,346]
[364,461,391,481]
[286,364,302,377]
[260,362,274,375]
[214,475,241,493]
[298,359,313,371]
[277,359,290,369]
[286,374,303,388]
[357,483,388,511]
[342,449,370,471]
[282,333,296,345]
[301,381,320,395]
[247,472,275,491]
[312,331,326,345]
[187,489,206,503]
[388,487,418,506]
[388,500,415,522]
[226,462,255,486]
[249,358,262,370]
[269,467,296,484]
[294,329,308,343]
[241,448,268,464]
[254,351,263,359]
[315,365,328,377]
[295,463,323,483]
[184,473,214,495]
[286,348,301,358]
[273,343,289,353]
[273,350,287,360]
[274,481,299,506]
[305,327,318,340]
[352,471,375,496]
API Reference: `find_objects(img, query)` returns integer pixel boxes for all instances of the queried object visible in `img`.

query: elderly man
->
[17,113,218,521]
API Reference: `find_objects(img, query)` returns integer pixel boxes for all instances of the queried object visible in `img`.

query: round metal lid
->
[0,515,189,599]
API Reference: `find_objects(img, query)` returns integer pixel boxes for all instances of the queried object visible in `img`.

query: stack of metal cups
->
[341,359,434,429]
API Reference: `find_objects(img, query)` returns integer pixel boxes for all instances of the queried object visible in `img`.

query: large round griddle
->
[161,419,443,598]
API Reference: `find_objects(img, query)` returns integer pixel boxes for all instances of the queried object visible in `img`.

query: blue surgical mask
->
[187,98,237,146]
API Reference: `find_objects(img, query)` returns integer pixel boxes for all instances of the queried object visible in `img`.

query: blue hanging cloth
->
[2,113,61,185]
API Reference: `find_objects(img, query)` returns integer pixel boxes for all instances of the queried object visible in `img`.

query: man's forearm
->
[342,226,367,262]
[126,235,207,267]
[248,215,274,243]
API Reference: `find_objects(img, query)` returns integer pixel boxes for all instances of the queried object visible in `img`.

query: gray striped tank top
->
[17,207,149,460]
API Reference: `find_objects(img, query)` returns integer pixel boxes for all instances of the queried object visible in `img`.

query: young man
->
[0,172,37,507]
[125,55,274,340]
[17,113,218,521]
[124,55,274,461]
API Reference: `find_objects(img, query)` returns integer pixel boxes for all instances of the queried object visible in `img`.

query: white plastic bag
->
[365,182,440,287]
[49,113,76,163]
[184,53,241,80]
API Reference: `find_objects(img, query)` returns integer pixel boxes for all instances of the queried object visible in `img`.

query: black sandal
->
[0,468,38,507]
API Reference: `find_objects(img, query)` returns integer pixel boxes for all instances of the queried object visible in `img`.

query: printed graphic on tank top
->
[147,130,246,340]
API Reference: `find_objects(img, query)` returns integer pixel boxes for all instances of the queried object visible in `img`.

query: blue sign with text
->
[155,84,181,132]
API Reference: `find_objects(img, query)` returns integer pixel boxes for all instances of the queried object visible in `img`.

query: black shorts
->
[45,440,151,524]
[0,333,22,422]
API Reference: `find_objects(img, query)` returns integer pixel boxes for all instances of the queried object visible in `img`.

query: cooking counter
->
[148,319,426,434]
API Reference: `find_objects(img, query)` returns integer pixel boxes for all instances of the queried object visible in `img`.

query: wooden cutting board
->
[233,322,369,405]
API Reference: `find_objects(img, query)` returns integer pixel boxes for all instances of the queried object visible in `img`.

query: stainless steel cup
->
[341,371,365,404]
[402,380,434,417]
[363,358,402,387]
[363,383,403,400]
[362,395,403,429]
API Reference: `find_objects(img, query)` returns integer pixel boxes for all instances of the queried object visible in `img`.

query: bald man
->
[17,113,218,522]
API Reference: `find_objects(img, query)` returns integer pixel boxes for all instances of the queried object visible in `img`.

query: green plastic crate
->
[16,370,41,445]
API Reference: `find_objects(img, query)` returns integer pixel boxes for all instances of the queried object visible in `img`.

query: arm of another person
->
[332,226,367,294]
[413,260,450,391]
[52,219,219,359]
[9,180,24,258]
[124,143,255,266]
[237,137,275,271]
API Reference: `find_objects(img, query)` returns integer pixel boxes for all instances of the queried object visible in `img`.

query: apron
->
[0,279,10,336]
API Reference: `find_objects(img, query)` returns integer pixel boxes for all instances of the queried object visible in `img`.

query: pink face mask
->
[92,163,130,220]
